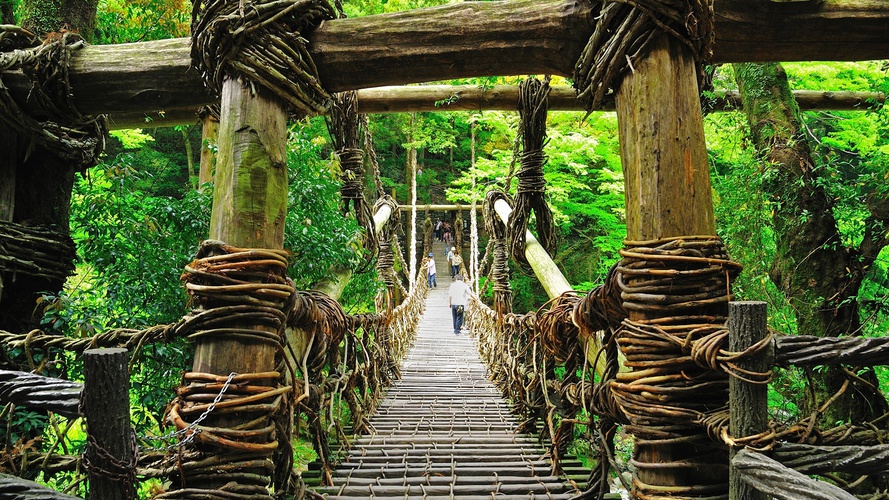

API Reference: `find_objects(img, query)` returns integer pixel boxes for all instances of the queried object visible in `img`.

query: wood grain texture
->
[104,87,887,130]
[728,302,770,500]
[83,348,135,500]
[2,0,883,119]
[617,35,715,241]
[616,34,721,491]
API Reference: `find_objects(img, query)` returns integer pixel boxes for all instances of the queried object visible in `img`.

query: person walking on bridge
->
[448,274,470,335]
[425,252,437,288]
[450,249,463,280]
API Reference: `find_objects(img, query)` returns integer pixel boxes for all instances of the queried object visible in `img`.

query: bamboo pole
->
[491,197,614,377]
[492,198,571,298]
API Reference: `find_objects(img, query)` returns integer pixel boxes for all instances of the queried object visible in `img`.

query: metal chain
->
[140,372,238,451]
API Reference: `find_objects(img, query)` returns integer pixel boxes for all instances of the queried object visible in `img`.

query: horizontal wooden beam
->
[106,86,886,130]
[398,204,482,212]
[3,0,882,124]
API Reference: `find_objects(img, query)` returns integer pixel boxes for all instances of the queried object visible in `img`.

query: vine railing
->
[0,226,427,498]
[468,238,889,500]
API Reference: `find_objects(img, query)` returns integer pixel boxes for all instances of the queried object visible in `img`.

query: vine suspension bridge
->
[309,241,590,499]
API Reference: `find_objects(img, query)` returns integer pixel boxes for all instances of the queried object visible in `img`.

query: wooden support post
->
[199,80,287,379]
[198,112,219,190]
[189,78,288,495]
[82,348,134,500]
[728,301,770,500]
[615,33,720,493]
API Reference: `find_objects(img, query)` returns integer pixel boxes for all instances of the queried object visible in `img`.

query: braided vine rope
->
[374,196,401,310]
[190,0,335,117]
[326,91,378,270]
[288,263,427,482]
[573,0,714,112]
[0,27,107,169]
[0,221,75,284]
[154,240,294,499]
[508,77,557,264]
[484,191,513,316]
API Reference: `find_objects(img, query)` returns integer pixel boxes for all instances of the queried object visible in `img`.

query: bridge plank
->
[313,244,587,498]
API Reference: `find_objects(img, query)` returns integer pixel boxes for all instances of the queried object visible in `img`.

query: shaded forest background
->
[0,0,886,496]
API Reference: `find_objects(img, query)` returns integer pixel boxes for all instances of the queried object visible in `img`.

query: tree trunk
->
[198,113,219,190]
[0,0,98,336]
[181,126,196,189]
[733,62,889,427]
[20,0,98,42]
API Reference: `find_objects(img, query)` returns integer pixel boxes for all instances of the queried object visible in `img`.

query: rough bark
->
[0,0,877,121]
[198,113,219,189]
[82,348,135,500]
[186,78,288,495]
[0,0,98,336]
[104,87,887,130]
[728,302,770,500]
[733,62,889,427]
[616,34,722,493]
[20,0,98,42]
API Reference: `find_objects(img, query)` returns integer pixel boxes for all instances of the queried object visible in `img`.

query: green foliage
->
[94,0,189,44]
[343,0,455,16]
[284,120,368,290]
[445,109,626,307]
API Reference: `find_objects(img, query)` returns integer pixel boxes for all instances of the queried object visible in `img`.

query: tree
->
[732,62,889,426]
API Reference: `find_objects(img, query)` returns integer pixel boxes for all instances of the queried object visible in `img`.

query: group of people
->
[423,246,464,289]
[423,245,470,335]
[433,219,455,246]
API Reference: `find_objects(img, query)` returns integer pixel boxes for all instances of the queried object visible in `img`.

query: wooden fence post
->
[728,301,771,500]
[83,348,135,500]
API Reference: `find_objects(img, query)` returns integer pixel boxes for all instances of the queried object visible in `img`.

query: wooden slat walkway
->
[313,244,582,499]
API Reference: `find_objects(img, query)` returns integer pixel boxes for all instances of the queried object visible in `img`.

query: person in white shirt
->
[448,274,470,334]
[446,247,456,278]
[450,249,463,279]
[425,252,437,288]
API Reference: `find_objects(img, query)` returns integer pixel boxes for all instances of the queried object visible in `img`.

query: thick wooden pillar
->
[183,78,288,498]
[197,78,288,376]
[615,33,719,494]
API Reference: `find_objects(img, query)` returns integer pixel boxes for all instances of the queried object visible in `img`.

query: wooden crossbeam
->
[1,0,881,124]
[106,87,886,130]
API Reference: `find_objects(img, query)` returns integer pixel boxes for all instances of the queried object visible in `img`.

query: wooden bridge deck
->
[313,246,583,498]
